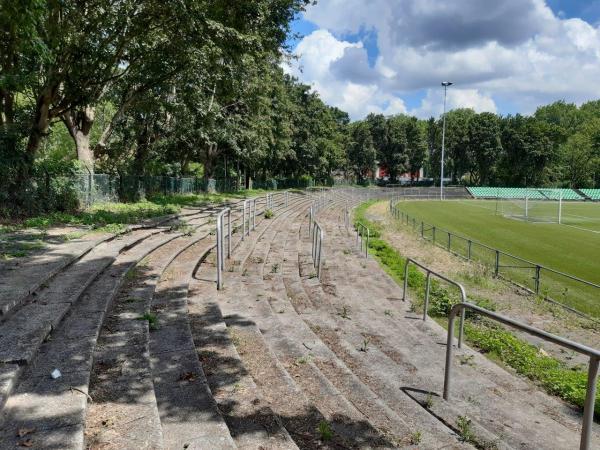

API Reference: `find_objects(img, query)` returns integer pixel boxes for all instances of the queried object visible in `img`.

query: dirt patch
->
[367,201,600,367]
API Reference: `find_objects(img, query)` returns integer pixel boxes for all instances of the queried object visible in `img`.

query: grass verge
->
[354,200,600,417]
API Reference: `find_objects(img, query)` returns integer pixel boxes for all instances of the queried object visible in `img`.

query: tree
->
[404,116,427,181]
[498,115,558,186]
[347,122,376,182]
[467,112,502,185]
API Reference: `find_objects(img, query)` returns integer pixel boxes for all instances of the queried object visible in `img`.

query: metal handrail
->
[401,257,468,342]
[355,222,370,258]
[216,207,231,290]
[444,302,600,450]
[312,221,324,278]
[242,198,257,239]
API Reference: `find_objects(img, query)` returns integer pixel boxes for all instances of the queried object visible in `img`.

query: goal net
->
[497,188,563,223]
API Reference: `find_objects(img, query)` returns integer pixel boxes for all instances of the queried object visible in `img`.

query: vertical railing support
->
[581,356,599,450]
[423,272,431,320]
[535,265,541,294]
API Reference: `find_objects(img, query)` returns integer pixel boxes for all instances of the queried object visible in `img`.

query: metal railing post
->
[242,201,247,240]
[447,232,451,251]
[365,228,369,258]
[423,272,431,320]
[535,265,541,294]
[581,356,599,450]
[444,302,600,450]
[421,222,424,238]
[227,209,231,259]
[216,214,223,290]
[252,199,256,230]
[467,240,472,260]
[432,226,436,244]
[402,260,409,301]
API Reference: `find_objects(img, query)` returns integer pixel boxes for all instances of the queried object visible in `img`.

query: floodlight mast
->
[440,81,453,201]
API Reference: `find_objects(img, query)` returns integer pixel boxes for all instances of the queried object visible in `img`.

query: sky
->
[284,0,600,120]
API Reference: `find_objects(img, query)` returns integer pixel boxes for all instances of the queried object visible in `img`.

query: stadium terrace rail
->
[355,222,370,258]
[242,198,257,239]
[216,207,232,290]
[401,257,467,344]
[308,201,328,280]
[444,302,600,450]
[389,201,600,318]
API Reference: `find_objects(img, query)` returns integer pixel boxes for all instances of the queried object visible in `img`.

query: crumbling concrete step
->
[0,206,214,319]
[149,235,237,450]
[0,229,180,449]
[226,206,402,447]
[189,271,298,449]
[0,227,162,366]
[84,223,217,449]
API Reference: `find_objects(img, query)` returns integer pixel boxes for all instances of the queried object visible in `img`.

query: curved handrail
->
[444,302,600,450]
[216,207,231,290]
[402,258,468,342]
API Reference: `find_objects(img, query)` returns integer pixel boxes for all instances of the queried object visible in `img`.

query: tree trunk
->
[63,107,95,173]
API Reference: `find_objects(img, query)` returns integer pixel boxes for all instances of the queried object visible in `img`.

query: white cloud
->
[290,0,600,119]
[284,30,407,119]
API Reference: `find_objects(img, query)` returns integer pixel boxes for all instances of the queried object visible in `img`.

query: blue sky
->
[285,1,600,119]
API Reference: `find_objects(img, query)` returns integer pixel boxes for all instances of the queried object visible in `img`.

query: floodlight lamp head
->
[441,81,453,87]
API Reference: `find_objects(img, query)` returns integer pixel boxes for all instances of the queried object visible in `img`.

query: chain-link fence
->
[71,173,329,208]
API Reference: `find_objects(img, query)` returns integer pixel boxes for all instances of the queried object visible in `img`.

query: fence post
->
[447,232,451,251]
[535,265,541,294]
[495,250,500,277]
[365,228,369,258]
[432,226,436,244]
[467,240,472,260]
[423,272,431,321]
[421,222,424,238]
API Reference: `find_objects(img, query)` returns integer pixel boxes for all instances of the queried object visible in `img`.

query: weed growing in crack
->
[138,312,158,330]
[338,305,351,319]
[409,430,422,445]
[459,354,475,366]
[456,416,475,443]
[424,393,434,409]
[384,309,393,317]
[317,421,333,441]
[359,337,370,352]
[264,209,274,219]
[308,271,317,279]
[271,263,279,273]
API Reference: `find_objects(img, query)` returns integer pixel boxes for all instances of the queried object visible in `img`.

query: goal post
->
[498,188,563,223]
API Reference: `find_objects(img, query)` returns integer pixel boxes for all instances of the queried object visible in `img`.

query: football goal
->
[497,188,564,223]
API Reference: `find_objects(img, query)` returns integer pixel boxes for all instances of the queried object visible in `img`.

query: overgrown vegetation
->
[354,201,600,417]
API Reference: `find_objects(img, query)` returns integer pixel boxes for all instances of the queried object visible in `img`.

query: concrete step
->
[149,234,237,450]
[0,227,185,449]
[223,204,404,447]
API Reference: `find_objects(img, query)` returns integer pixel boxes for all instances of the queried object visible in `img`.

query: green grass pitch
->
[395,199,600,317]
